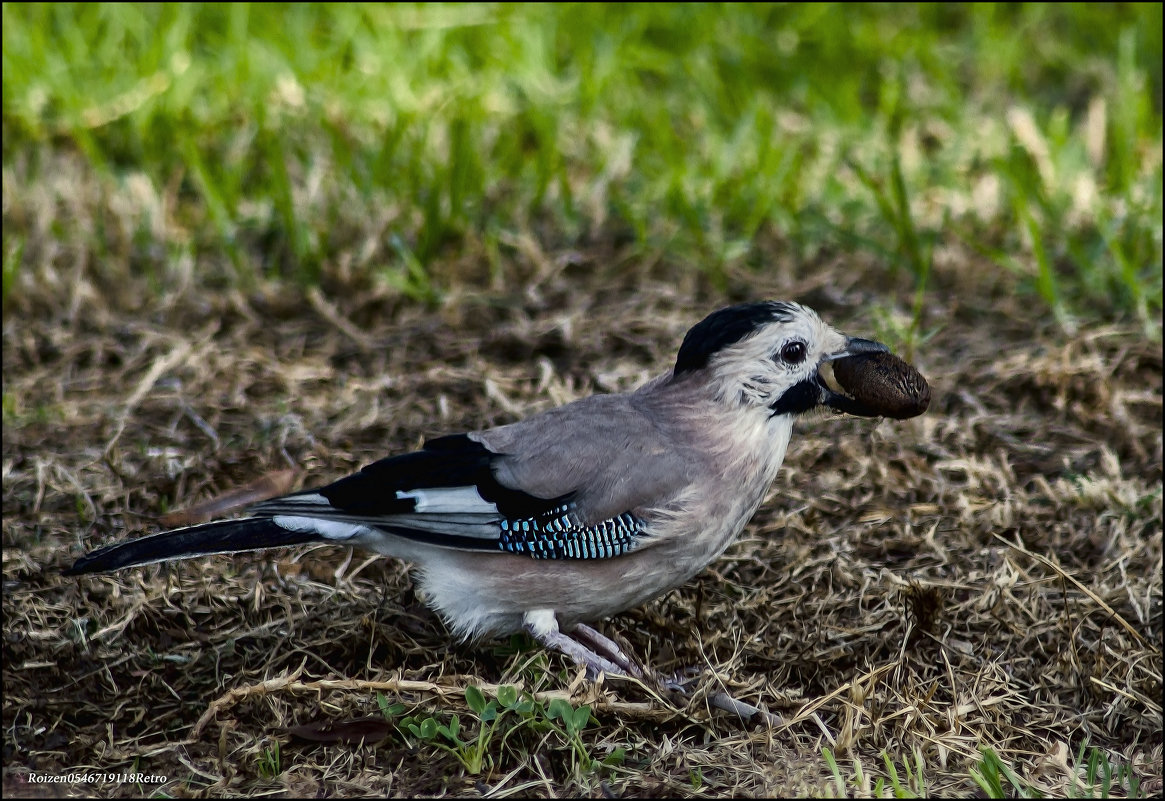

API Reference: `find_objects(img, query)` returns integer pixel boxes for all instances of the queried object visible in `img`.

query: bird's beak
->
[816,337,901,418]
[771,337,929,419]
[827,337,890,361]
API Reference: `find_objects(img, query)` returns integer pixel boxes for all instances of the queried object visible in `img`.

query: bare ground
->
[3,253,1162,797]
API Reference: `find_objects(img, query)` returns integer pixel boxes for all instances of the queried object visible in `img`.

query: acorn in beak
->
[817,338,931,419]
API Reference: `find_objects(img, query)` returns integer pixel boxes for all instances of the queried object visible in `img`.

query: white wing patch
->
[273,516,372,541]
[262,492,330,509]
[397,487,498,515]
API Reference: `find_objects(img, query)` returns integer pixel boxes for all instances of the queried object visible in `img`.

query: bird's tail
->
[64,518,322,575]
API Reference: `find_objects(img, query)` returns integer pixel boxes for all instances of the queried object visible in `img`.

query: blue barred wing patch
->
[498,505,644,560]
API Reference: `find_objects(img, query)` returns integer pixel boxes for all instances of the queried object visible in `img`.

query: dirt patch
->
[3,259,1161,797]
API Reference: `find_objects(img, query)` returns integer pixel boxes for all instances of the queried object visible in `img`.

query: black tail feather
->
[64,518,322,575]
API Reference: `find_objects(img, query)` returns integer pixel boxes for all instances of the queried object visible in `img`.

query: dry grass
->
[3,243,1161,796]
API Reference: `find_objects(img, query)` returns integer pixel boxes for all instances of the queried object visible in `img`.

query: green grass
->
[381,684,597,780]
[3,3,1162,328]
[824,745,1144,799]
[255,738,282,780]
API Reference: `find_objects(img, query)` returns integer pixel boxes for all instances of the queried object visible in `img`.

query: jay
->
[68,301,929,685]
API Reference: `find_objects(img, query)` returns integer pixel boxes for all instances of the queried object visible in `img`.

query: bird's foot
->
[523,612,781,726]
[567,622,646,680]
[524,611,629,680]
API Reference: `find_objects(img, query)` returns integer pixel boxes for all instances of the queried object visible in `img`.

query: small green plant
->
[255,739,281,780]
[375,692,406,720]
[823,747,848,797]
[868,303,943,363]
[543,696,595,771]
[971,748,1039,798]
[971,745,1143,799]
[824,747,928,798]
[390,684,595,777]
[1068,743,1142,799]
[882,749,928,798]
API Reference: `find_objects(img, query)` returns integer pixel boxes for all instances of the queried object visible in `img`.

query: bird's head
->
[672,301,930,420]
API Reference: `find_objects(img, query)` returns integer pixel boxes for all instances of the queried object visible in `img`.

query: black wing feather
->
[64,518,320,575]
[68,435,649,573]
[313,433,570,519]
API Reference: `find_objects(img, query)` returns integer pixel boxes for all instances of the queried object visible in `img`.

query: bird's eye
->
[779,341,807,364]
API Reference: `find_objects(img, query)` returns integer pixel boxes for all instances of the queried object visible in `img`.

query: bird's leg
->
[523,611,628,679]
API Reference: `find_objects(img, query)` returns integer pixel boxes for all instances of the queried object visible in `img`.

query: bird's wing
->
[251,392,697,560]
[473,389,699,519]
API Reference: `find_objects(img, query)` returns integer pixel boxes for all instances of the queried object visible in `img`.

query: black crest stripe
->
[674,301,799,375]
